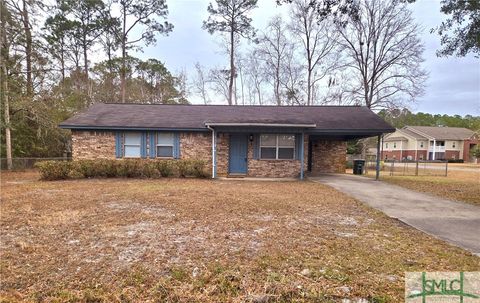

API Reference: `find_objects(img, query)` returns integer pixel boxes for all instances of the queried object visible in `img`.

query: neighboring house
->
[59,104,394,179]
[382,126,479,161]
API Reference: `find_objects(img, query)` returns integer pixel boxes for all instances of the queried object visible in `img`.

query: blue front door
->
[229,134,248,174]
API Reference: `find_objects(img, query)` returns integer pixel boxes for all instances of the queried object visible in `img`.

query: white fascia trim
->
[396,129,427,141]
[403,127,435,140]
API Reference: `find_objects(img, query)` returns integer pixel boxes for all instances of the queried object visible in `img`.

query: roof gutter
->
[204,122,317,128]
[58,125,210,132]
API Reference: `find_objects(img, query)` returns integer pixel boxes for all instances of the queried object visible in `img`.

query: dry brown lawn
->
[366,170,480,206]
[1,171,479,302]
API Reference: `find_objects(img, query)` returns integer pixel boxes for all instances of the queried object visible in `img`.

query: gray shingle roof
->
[404,126,475,140]
[399,128,428,139]
[59,103,394,134]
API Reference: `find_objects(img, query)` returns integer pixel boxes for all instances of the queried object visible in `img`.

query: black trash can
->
[353,160,365,175]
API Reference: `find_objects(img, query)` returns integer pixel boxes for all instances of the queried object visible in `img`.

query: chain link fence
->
[1,157,71,170]
[347,155,449,177]
[363,159,448,176]
[383,160,449,176]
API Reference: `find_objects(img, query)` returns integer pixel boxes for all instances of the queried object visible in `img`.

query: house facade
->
[60,104,394,178]
[382,126,478,161]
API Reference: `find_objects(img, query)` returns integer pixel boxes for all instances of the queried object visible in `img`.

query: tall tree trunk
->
[307,67,311,106]
[239,64,244,105]
[2,3,13,169]
[228,26,234,106]
[60,41,65,82]
[275,55,281,106]
[83,36,88,80]
[1,56,13,170]
[22,0,32,96]
[120,7,127,103]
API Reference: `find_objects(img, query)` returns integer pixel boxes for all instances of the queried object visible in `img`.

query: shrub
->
[141,161,160,178]
[155,160,175,177]
[177,159,209,178]
[190,160,210,178]
[35,159,210,180]
[35,161,72,180]
[447,159,464,163]
[76,160,101,178]
[116,159,143,178]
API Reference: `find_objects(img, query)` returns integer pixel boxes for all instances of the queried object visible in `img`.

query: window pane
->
[278,148,294,159]
[157,146,173,157]
[157,133,174,145]
[124,132,141,145]
[260,134,276,146]
[124,146,140,157]
[278,135,295,146]
[260,147,276,159]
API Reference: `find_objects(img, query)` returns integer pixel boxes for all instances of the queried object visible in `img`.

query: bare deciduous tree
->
[209,68,230,102]
[203,0,257,105]
[280,44,305,105]
[243,50,265,105]
[336,0,427,109]
[192,62,210,104]
[256,15,291,105]
[289,0,339,105]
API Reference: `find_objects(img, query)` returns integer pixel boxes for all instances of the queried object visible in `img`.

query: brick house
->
[60,104,394,179]
[382,126,478,161]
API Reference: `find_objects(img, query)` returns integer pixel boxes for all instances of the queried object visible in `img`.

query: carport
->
[307,129,391,180]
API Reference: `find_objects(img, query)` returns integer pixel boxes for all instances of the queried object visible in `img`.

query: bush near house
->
[34,159,210,180]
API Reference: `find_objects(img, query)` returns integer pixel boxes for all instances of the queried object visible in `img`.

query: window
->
[452,142,456,148]
[420,141,424,148]
[393,142,397,148]
[385,143,389,148]
[124,132,141,157]
[260,134,295,160]
[156,133,174,157]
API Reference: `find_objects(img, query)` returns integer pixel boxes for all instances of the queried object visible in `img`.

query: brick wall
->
[310,140,346,174]
[463,138,479,161]
[382,150,424,160]
[216,133,229,176]
[382,149,458,161]
[445,150,460,160]
[71,131,340,178]
[72,131,116,160]
[180,132,211,162]
[248,159,301,178]
[217,133,303,178]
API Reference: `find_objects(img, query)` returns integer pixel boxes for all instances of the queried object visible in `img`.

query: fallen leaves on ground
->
[1,170,478,302]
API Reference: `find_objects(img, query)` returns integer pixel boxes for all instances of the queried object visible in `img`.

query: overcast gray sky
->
[136,0,479,116]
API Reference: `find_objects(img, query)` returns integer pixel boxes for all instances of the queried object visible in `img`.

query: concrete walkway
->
[310,174,480,255]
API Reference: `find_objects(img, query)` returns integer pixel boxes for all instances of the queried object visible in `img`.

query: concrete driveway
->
[311,174,480,255]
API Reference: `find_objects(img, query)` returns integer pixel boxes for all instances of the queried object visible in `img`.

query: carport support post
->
[375,135,381,180]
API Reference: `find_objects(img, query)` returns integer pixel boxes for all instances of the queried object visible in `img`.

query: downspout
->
[207,125,216,178]
[300,132,305,180]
